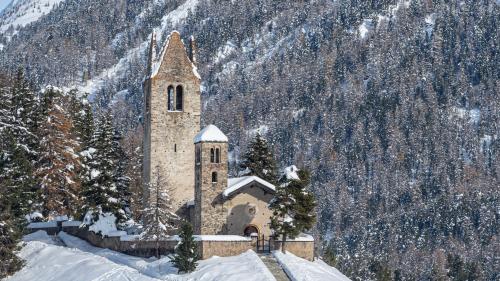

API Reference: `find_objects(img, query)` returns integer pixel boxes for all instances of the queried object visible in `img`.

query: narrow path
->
[258,253,290,281]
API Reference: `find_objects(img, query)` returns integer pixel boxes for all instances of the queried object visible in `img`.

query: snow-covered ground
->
[0,0,64,36]
[273,251,351,281]
[7,230,277,281]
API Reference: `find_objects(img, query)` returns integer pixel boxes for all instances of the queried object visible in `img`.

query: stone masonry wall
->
[28,225,314,261]
[199,240,253,259]
[271,240,315,261]
[194,141,228,235]
[143,31,201,216]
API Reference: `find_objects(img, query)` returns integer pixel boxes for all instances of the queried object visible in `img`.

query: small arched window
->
[212,172,218,183]
[210,148,215,163]
[167,85,174,111]
[176,85,183,111]
[215,148,220,163]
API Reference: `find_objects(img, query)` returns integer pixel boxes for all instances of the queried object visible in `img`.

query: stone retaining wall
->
[271,240,315,261]
[27,224,314,261]
[63,226,179,258]
[198,240,253,259]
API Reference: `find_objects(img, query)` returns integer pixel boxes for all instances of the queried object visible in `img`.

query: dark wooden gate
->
[256,234,271,253]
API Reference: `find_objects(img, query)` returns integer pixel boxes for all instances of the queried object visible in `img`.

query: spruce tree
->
[69,92,95,219]
[10,68,38,160]
[112,129,131,224]
[323,244,338,267]
[80,112,122,222]
[1,129,38,220]
[270,168,316,252]
[172,222,199,273]
[239,133,278,183]
[0,212,23,279]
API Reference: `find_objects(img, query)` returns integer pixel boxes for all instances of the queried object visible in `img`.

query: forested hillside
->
[0,0,498,280]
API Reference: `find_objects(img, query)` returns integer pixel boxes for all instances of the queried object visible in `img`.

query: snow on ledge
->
[194,124,228,143]
[273,233,314,242]
[224,176,276,197]
[120,234,251,242]
[62,220,82,227]
[27,221,57,229]
[194,235,251,242]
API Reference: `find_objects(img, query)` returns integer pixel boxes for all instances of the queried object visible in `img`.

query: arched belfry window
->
[215,148,220,163]
[167,85,174,111]
[210,148,215,163]
[176,85,183,111]
[212,172,218,183]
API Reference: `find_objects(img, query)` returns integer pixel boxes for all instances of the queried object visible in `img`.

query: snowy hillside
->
[0,0,64,38]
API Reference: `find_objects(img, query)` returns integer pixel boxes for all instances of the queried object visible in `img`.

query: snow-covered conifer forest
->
[0,0,499,280]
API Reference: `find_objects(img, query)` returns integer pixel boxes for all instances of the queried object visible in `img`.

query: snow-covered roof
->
[283,165,300,180]
[224,176,276,198]
[194,124,228,143]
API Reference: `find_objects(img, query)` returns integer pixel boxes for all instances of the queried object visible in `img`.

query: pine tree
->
[141,165,179,258]
[171,222,199,273]
[0,212,23,279]
[1,128,38,220]
[10,68,38,160]
[270,168,316,252]
[36,87,81,219]
[112,129,131,224]
[239,133,278,183]
[80,112,122,222]
[323,243,338,267]
[68,92,95,219]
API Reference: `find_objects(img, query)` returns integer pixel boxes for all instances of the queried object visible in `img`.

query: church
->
[142,31,276,237]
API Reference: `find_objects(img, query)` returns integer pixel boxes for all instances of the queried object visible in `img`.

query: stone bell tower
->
[193,125,229,235]
[143,31,201,216]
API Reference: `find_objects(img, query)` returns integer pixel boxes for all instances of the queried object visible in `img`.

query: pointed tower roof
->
[194,125,228,143]
[149,30,200,80]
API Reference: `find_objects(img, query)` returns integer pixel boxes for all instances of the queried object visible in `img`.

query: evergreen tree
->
[1,128,38,220]
[141,165,179,258]
[112,129,131,224]
[0,212,23,279]
[0,69,40,221]
[171,222,199,273]
[239,133,278,183]
[68,92,95,219]
[9,68,39,160]
[80,112,122,222]
[36,87,81,219]
[323,243,338,267]
[270,168,316,252]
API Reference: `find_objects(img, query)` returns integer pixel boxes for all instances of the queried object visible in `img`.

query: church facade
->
[143,31,276,237]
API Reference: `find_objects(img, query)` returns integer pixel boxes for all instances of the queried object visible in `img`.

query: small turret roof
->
[194,125,228,143]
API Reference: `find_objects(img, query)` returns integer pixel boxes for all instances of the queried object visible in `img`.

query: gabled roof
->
[223,176,276,198]
[194,125,228,143]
